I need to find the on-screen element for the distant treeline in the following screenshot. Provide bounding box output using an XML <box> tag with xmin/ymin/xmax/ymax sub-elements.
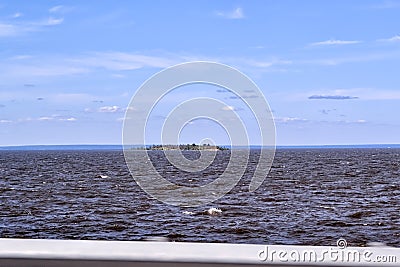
<box><xmin>146</xmin><ymin>144</ymin><xmax>229</xmax><ymax>151</ymax></box>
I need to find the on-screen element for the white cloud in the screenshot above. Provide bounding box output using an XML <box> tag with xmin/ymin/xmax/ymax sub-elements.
<box><xmin>37</xmin><ymin>115</ymin><xmax>77</xmax><ymax>122</ymax></box>
<box><xmin>309</xmin><ymin>39</ymin><xmax>361</xmax><ymax>46</ymax></box>
<box><xmin>301</xmin><ymin>51</ymin><xmax>400</xmax><ymax>66</ymax></box>
<box><xmin>0</xmin><ymin>50</ymin><xmax>292</xmax><ymax>80</ymax></box>
<box><xmin>222</xmin><ymin>105</ymin><xmax>236</xmax><ymax>111</ymax></box>
<box><xmin>378</xmin><ymin>35</ymin><xmax>400</xmax><ymax>42</ymax></box>
<box><xmin>125</xmin><ymin>107</ymin><xmax>136</xmax><ymax>111</ymax></box>
<box><xmin>0</xmin><ymin>23</ymin><xmax>19</xmax><ymax>37</ymax></box>
<box><xmin>12</xmin><ymin>13</ymin><xmax>23</xmax><ymax>18</ymax></box>
<box><xmin>275</xmin><ymin>117</ymin><xmax>308</xmax><ymax>123</ymax></box>
<box><xmin>30</xmin><ymin>17</ymin><xmax>65</xmax><ymax>27</ymax></box>
<box><xmin>216</xmin><ymin>7</ymin><xmax>244</xmax><ymax>19</ymax></box>
<box><xmin>59</xmin><ymin>117</ymin><xmax>77</xmax><ymax>121</ymax></box>
<box><xmin>245</xmin><ymin>59</ymin><xmax>292</xmax><ymax>68</ymax></box>
<box><xmin>111</xmin><ymin>73</ymin><xmax>125</xmax><ymax>78</ymax></box>
<box><xmin>307</xmin><ymin>88</ymin><xmax>400</xmax><ymax>100</ymax></box>
<box><xmin>0</xmin><ymin>64</ymin><xmax>88</xmax><ymax>77</ymax></box>
<box><xmin>98</xmin><ymin>106</ymin><xmax>121</xmax><ymax>113</ymax></box>
<box><xmin>45</xmin><ymin>17</ymin><xmax>64</xmax><ymax>26</ymax></box>
<box><xmin>329</xmin><ymin>119</ymin><xmax>369</xmax><ymax>125</ymax></box>
<box><xmin>275</xmin><ymin>117</ymin><xmax>368</xmax><ymax>125</ymax></box>
<box><xmin>3</xmin><ymin>47</ymin><xmax>396</xmax><ymax>82</ymax></box>
<box><xmin>9</xmin><ymin>55</ymin><xmax>33</xmax><ymax>60</ymax></box>
<box><xmin>308</xmin><ymin>95</ymin><xmax>358</xmax><ymax>100</ymax></box>
<box><xmin>249</xmin><ymin>45</ymin><xmax>265</xmax><ymax>49</ymax></box>
<box><xmin>88</xmin><ymin>106</ymin><xmax>135</xmax><ymax>114</ymax></box>
<box><xmin>0</xmin><ymin>16</ymin><xmax>63</xmax><ymax>38</ymax></box>
<box><xmin>38</xmin><ymin>116</ymin><xmax>54</xmax><ymax>121</ymax></box>
<box><xmin>17</xmin><ymin>117</ymin><xmax>34</xmax><ymax>122</ymax></box>
<box><xmin>49</xmin><ymin>5</ymin><xmax>64</xmax><ymax>13</ymax></box>
<box><xmin>0</xmin><ymin>51</ymin><xmax>185</xmax><ymax>80</ymax></box>
<box><xmin>49</xmin><ymin>5</ymin><xmax>73</xmax><ymax>14</ymax></box>
<box><xmin>69</xmin><ymin>52</ymin><xmax>179</xmax><ymax>71</ymax></box>
<box><xmin>0</xmin><ymin>119</ymin><xmax>12</xmax><ymax>123</ymax></box>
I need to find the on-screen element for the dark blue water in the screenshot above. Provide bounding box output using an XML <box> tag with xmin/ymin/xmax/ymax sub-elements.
<box><xmin>0</xmin><ymin>149</ymin><xmax>399</xmax><ymax>247</ymax></box>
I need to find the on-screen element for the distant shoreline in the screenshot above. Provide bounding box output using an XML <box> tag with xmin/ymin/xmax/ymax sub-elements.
<box><xmin>0</xmin><ymin>144</ymin><xmax>400</xmax><ymax>151</ymax></box>
<box><xmin>143</xmin><ymin>144</ymin><xmax>229</xmax><ymax>151</ymax></box>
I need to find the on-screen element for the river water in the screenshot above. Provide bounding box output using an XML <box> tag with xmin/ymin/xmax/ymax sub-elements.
<box><xmin>1</xmin><ymin>149</ymin><xmax>399</xmax><ymax>247</ymax></box>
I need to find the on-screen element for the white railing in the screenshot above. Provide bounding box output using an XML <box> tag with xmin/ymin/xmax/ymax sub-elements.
<box><xmin>0</xmin><ymin>238</ymin><xmax>399</xmax><ymax>267</ymax></box>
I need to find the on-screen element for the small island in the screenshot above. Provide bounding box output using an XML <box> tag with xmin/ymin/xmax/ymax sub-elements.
<box><xmin>146</xmin><ymin>143</ymin><xmax>229</xmax><ymax>151</ymax></box>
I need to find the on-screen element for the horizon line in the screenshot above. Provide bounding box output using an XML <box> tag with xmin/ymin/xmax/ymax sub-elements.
<box><xmin>0</xmin><ymin>143</ymin><xmax>399</xmax><ymax>150</ymax></box>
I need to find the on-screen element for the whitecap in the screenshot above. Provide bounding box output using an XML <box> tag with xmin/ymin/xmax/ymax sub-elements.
<box><xmin>182</xmin><ymin>211</ymin><xmax>195</xmax><ymax>215</ymax></box>
<box><xmin>206</xmin><ymin>207</ymin><xmax>222</xmax><ymax>215</ymax></box>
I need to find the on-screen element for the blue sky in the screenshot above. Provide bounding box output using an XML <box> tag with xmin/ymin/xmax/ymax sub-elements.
<box><xmin>0</xmin><ymin>0</ymin><xmax>400</xmax><ymax>146</ymax></box>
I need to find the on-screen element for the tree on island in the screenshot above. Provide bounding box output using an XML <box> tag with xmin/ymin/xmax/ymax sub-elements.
<box><xmin>146</xmin><ymin>143</ymin><xmax>229</xmax><ymax>151</ymax></box>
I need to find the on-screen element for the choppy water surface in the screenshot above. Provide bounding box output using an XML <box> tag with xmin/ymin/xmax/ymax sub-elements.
<box><xmin>0</xmin><ymin>149</ymin><xmax>399</xmax><ymax>247</ymax></box>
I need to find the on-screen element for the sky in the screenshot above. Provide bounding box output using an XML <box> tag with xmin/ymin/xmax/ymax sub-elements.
<box><xmin>0</xmin><ymin>0</ymin><xmax>400</xmax><ymax>146</ymax></box>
